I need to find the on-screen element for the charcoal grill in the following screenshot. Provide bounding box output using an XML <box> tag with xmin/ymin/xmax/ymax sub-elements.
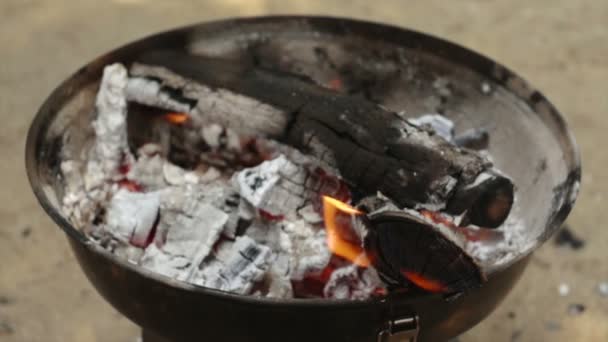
<box><xmin>25</xmin><ymin>16</ymin><xmax>580</xmax><ymax>342</ymax></box>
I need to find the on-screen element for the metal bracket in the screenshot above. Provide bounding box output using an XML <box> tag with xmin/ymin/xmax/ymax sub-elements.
<box><xmin>377</xmin><ymin>316</ymin><xmax>419</xmax><ymax>342</ymax></box>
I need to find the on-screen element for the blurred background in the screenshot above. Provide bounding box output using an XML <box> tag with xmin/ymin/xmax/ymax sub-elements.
<box><xmin>0</xmin><ymin>0</ymin><xmax>606</xmax><ymax>341</ymax></box>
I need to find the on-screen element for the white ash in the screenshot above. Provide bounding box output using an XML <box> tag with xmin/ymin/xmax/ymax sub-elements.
<box><xmin>61</xmin><ymin>160</ymin><xmax>107</xmax><ymax>228</ymax></box>
<box><xmin>323</xmin><ymin>265</ymin><xmax>384</xmax><ymax>300</ymax></box>
<box><xmin>194</xmin><ymin>236</ymin><xmax>272</xmax><ymax>295</ymax></box>
<box><xmin>262</xmin><ymin>264</ymin><xmax>294</xmax><ymax>299</ymax></box>
<box><xmin>141</xmin><ymin>243</ymin><xmax>193</xmax><ymax>280</ymax></box>
<box><xmin>297</xmin><ymin>204</ymin><xmax>323</xmax><ymax>224</ymax></box>
<box><xmin>127</xmin><ymin>153</ymin><xmax>166</xmax><ymax>189</ymax></box>
<box><xmin>105</xmin><ymin>188</ymin><xmax>160</xmax><ymax>245</ymax></box>
<box><xmin>162</xmin><ymin>162</ymin><xmax>200</xmax><ymax>186</ymax></box>
<box><xmin>88</xmin><ymin>63</ymin><xmax>131</xmax><ymax>186</ymax></box>
<box><xmin>61</xmin><ymin>64</ymin><xmax>132</xmax><ymax>227</ymax></box>
<box><xmin>162</xmin><ymin>203</ymin><xmax>227</xmax><ymax>261</ymax></box>
<box><xmin>126</xmin><ymin>77</ymin><xmax>192</xmax><ymax>114</ymax></box>
<box><xmin>284</xmin><ymin>220</ymin><xmax>332</xmax><ymax>281</ymax></box>
<box><xmin>233</xmin><ymin>155</ymin><xmax>310</xmax><ymax>217</ymax></box>
<box><xmin>113</xmin><ymin>243</ymin><xmax>145</xmax><ymax>265</ymax></box>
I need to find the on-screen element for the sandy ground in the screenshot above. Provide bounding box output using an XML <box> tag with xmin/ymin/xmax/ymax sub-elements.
<box><xmin>0</xmin><ymin>1</ymin><xmax>606</xmax><ymax>341</ymax></box>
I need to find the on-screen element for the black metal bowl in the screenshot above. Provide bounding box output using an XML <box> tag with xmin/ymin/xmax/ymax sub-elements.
<box><xmin>25</xmin><ymin>16</ymin><xmax>580</xmax><ymax>342</ymax></box>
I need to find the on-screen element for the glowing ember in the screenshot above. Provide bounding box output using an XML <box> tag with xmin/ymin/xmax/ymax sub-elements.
<box><xmin>401</xmin><ymin>270</ymin><xmax>447</xmax><ymax>293</ymax></box>
<box><xmin>163</xmin><ymin>112</ymin><xmax>189</xmax><ymax>125</ymax></box>
<box><xmin>322</xmin><ymin>196</ymin><xmax>370</xmax><ymax>267</ymax></box>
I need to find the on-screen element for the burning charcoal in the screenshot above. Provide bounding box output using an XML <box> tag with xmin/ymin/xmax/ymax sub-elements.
<box><xmin>323</xmin><ymin>264</ymin><xmax>384</xmax><ymax>300</ymax></box>
<box><xmin>245</xmin><ymin>223</ymin><xmax>283</xmax><ymax>250</ymax></box>
<box><xmin>162</xmin><ymin>203</ymin><xmax>228</xmax><ymax>269</ymax></box>
<box><xmin>132</xmin><ymin>52</ymin><xmax>513</xmax><ymax>222</ymax></box>
<box><xmin>87</xmin><ymin>64</ymin><xmax>131</xmax><ymax>188</ymax></box>
<box><xmin>105</xmin><ymin>189</ymin><xmax>160</xmax><ymax>245</ymax></box>
<box><xmin>366</xmin><ymin>211</ymin><xmax>485</xmax><ymax>294</ymax></box>
<box><xmin>233</xmin><ymin>155</ymin><xmax>308</xmax><ymax>216</ymax></box>
<box><xmin>141</xmin><ymin>244</ymin><xmax>192</xmax><ymax>279</ymax></box>
<box><xmin>246</xmin><ymin>227</ymin><xmax>293</xmax><ymax>298</ymax></box>
<box><xmin>61</xmin><ymin>161</ymin><xmax>109</xmax><ymax>227</ymax></box>
<box><xmin>408</xmin><ymin>114</ymin><xmax>455</xmax><ymax>142</ymax></box>
<box><xmin>194</xmin><ymin>236</ymin><xmax>272</xmax><ymax>295</ymax></box>
<box><xmin>283</xmin><ymin>220</ymin><xmax>332</xmax><ymax>281</ymax></box>
<box><xmin>265</xmin><ymin>244</ymin><xmax>294</xmax><ymax>298</ymax></box>
<box><xmin>126</xmin><ymin>153</ymin><xmax>166</xmax><ymax>190</ymax></box>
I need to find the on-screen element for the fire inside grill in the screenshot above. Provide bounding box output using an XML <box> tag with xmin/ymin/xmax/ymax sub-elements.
<box><xmin>59</xmin><ymin>49</ymin><xmax>519</xmax><ymax>300</ymax></box>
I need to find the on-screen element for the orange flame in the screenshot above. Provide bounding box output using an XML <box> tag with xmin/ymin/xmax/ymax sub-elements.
<box><xmin>163</xmin><ymin>112</ymin><xmax>189</xmax><ymax>125</ymax></box>
<box><xmin>402</xmin><ymin>270</ymin><xmax>447</xmax><ymax>293</ymax></box>
<box><xmin>322</xmin><ymin>196</ymin><xmax>371</xmax><ymax>267</ymax></box>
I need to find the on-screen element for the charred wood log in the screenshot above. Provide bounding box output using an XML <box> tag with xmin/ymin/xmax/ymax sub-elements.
<box><xmin>365</xmin><ymin>211</ymin><xmax>486</xmax><ymax>294</ymax></box>
<box><xmin>128</xmin><ymin>51</ymin><xmax>513</xmax><ymax>227</ymax></box>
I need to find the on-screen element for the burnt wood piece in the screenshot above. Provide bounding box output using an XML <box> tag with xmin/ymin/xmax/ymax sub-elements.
<box><xmin>366</xmin><ymin>212</ymin><xmax>485</xmax><ymax>294</ymax></box>
<box><xmin>132</xmin><ymin>50</ymin><xmax>513</xmax><ymax>226</ymax></box>
<box><xmin>446</xmin><ymin>171</ymin><xmax>514</xmax><ymax>228</ymax></box>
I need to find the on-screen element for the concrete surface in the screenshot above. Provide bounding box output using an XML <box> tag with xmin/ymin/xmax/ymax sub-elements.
<box><xmin>0</xmin><ymin>0</ymin><xmax>606</xmax><ymax>341</ymax></box>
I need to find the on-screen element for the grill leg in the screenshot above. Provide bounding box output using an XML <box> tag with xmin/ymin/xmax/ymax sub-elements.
<box><xmin>142</xmin><ymin>330</ymin><xmax>174</xmax><ymax>342</ymax></box>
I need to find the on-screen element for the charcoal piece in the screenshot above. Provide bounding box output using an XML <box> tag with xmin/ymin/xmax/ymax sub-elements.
<box><xmin>141</xmin><ymin>243</ymin><xmax>192</xmax><ymax>280</ymax></box>
<box><xmin>91</xmin><ymin>64</ymin><xmax>131</xmax><ymax>176</ymax></box>
<box><xmin>232</xmin><ymin>155</ymin><xmax>309</xmax><ymax>216</ymax></box>
<box><xmin>194</xmin><ymin>236</ymin><xmax>272</xmax><ymax>295</ymax></box>
<box><xmin>130</xmin><ymin>53</ymin><xmax>513</xmax><ymax>219</ymax></box>
<box><xmin>105</xmin><ymin>189</ymin><xmax>160</xmax><ymax>245</ymax></box>
<box><xmin>366</xmin><ymin>212</ymin><xmax>485</xmax><ymax>294</ymax></box>
<box><xmin>127</xmin><ymin>153</ymin><xmax>166</xmax><ymax>190</ymax></box>
<box><xmin>283</xmin><ymin>220</ymin><xmax>332</xmax><ymax>281</ymax></box>
<box><xmin>162</xmin><ymin>202</ymin><xmax>228</xmax><ymax>263</ymax></box>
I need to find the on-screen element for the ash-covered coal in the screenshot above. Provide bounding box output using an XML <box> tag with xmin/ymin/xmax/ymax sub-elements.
<box><xmin>60</xmin><ymin>61</ymin><xmax>518</xmax><ymax>300</ymax></box>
